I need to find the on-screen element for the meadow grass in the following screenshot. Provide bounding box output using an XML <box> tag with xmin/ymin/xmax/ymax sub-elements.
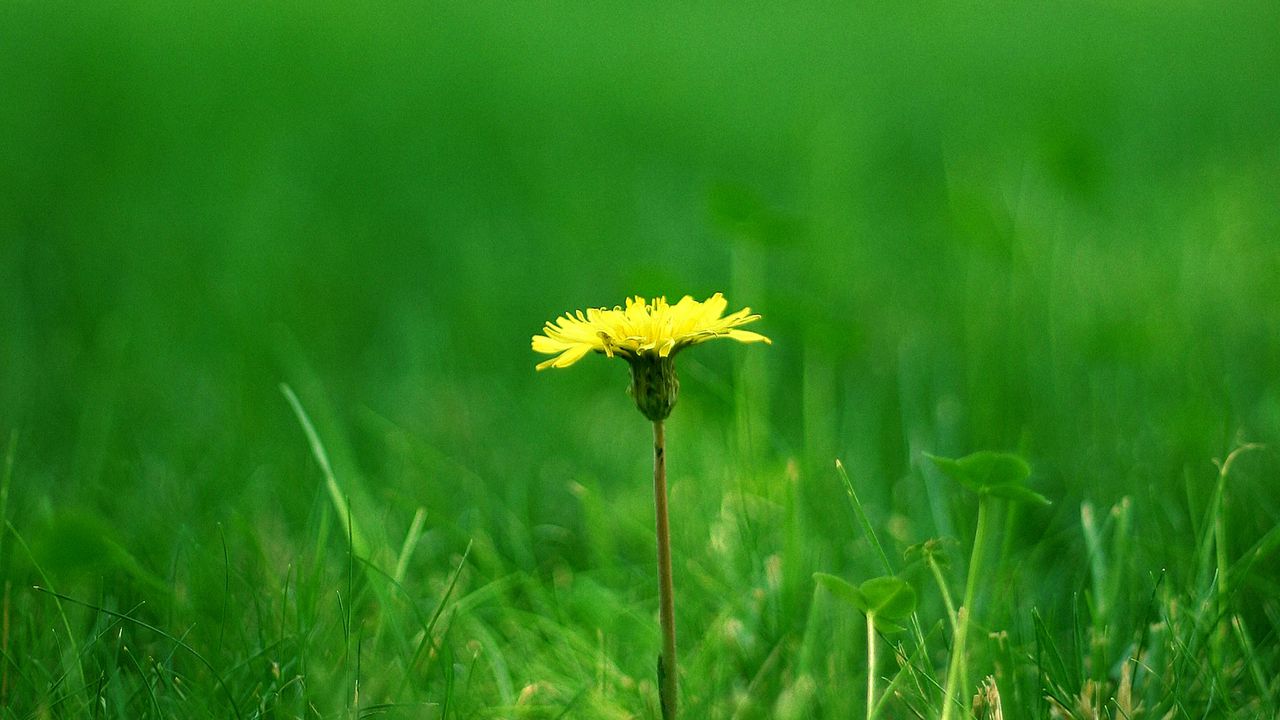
<box><xmin>1</xmin><ymin>379</ymin><xmax>1276</xmax><ymax>718</ymax></box>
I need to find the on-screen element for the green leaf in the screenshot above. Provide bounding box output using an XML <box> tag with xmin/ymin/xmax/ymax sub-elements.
<box><xmin>983</xmin><ymin>483</ymin><xmax>1052</xmax><ymax>506</ymax></box>
<box><xmin>871</xmin><ymin>617</ymin><xmax>908</xmax><ymax>634</ymax></box>
<box><xmin>816</xmin><ymin>573</ymin><xmax>918</xmax><ymax>633</ymax></box>
<box><xmin>927</xmin><ymin>451</ymin><xmax>1030</xmax><ymax>491</ymax></box>
<box><xmin>925</xmin><ymin>454</ymin><xmax>983</xmax><ymax>492</ymax></box>
<box><xmin>859</xmin><ymin>576</ymin><xmax>917</xmax><ymax>620</ymax></box>
<box><xmin>814</xmin><ymin>572</ymin><xmax>867</xmax><ymax>611</ymax></box>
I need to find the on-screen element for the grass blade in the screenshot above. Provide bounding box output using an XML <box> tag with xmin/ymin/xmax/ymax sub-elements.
<box><xmin>281</xmin><ymin>383</ymin><xmax>369</xmax><ymax>558</ymax></box>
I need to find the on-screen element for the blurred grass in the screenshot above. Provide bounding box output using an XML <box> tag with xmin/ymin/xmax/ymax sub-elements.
<box><xmin>1</xmin><ymin>0</ymin><xmax>1279</xmax><ymax>716</ymax></box>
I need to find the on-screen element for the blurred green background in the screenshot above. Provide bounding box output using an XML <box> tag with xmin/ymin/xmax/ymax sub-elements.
<box><xmin>1</xmin><ymin>0</ymin><xmax>1279</xmax><ymax>713</ymax></box>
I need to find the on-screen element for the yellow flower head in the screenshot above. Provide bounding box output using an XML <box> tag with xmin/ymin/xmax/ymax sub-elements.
<box><xmin>531</xmin><ymin>293</ymin><xmax>771</xmax><ymax>371</ymax></box>
<box><xmin>532</xmin><ymin>293</ymin><xmax>770</xmax><ymax>421</ymax></box>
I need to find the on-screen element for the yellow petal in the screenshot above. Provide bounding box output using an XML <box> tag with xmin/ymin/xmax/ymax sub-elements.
<box><xmin>551</xmin><ymin>343</ymin><xmax>593</xmax><ymax>368</ymax></box>
<box><xmin>725</xmin><ymin>329</ymin><xmax>771</xmax><ymax>344</ymax></box>
<box><xmin>532</xmin><ymin>335</ymin><xmax>568</xmax><ymax>353</ymax></box>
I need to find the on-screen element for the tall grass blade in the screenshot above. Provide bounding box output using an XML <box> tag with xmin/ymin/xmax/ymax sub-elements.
<box><xmin>281</xmin><ymin>383</ymin><xmax>369</xmax><ymax>558</ymax></box>
<box><xmin>394</xmin><ymin>507</ymin><xmax>428</xmax><ymax>586</ymax></box>
<box><xmin>834</xmin><ymin>459</ymin><xmax>893</xmax><ymax>578</ymax></box>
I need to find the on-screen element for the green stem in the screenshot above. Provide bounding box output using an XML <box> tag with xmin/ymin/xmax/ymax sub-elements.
<box><xmin>866</xmin><ymin>613</ymin><xmax>877</xmax><ymax>720</ymax></box>
<box><xmin>940</xmin><ymin>608</ymin><xmax>968</xmax><ymax>720</ymax></box>
<box><xmin>926</xmin><ymin>549</ymin><xmax>960</xmax><ymax>715</ymax></box>
<box><xmin>927</xmin><ymin>552</ymin><xmax>959</xmax><ymax>638</ymax></box>
<box><xmin>962</xmin><ymin>498</ymin><xmax>991</xmax><ymax>639</ymax></box>
<box><xmin>653</xmin><ymin>421</ymin><xmax>678</xmax><ymax>719</ymax></box>
<box><xmin>942</xmin><ymin>496</ymin><xmax>991</xmax><ymax>720</ymax></box>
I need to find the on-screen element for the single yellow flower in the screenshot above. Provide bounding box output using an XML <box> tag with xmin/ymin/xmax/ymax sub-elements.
<box><xmin>532</xmin><ymin>293</ymin><xmax>770</xmax><ymax>422</ymax></box>
<box><xmin>531</xmin><ymin>293</ymin><xmax>770</xmax><ymax>371</ymax></box>
<box><xmin>532</xmin><ymin>292</ymin><xmax>769</xmax><ymax>718</ymax></box>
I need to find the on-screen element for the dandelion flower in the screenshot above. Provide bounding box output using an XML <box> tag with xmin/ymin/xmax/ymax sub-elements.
<box><xmin>531</xmin><ymin>293</ymin><xmax>770</xmax><ymax>420</ymax></box>
<box><xmin>531</xmin><ymin>292</ymin><xmax>769</xmax><ymax>369</ymax></box>
<box><xmin>532</xmin><ymin>292</ymin><xmax>769</xmax><ymax>720</ymax></box>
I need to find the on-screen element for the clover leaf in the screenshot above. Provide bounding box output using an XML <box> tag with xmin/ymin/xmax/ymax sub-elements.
<box><xmin>814</xmin><ymin>573</ymin><xmax>918</xmax><ymax>633</ymax></box>
<box><xmin>925</xmin><ymin>451</ymin><xmax>1049</xmax><ymax>506</ymax></box>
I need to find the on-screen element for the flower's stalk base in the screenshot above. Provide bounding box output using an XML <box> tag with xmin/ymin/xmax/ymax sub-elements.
<box><xmin>653</xmin><ymin>420</ymin><xmax>678</xmax><ymax>719</ymax></box>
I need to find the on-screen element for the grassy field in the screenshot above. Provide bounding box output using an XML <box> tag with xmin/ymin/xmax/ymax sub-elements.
<box><xmin>2</xmin><ymin>1</ymin><xmax>1279</xmax><ymax>717</ymax></box>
